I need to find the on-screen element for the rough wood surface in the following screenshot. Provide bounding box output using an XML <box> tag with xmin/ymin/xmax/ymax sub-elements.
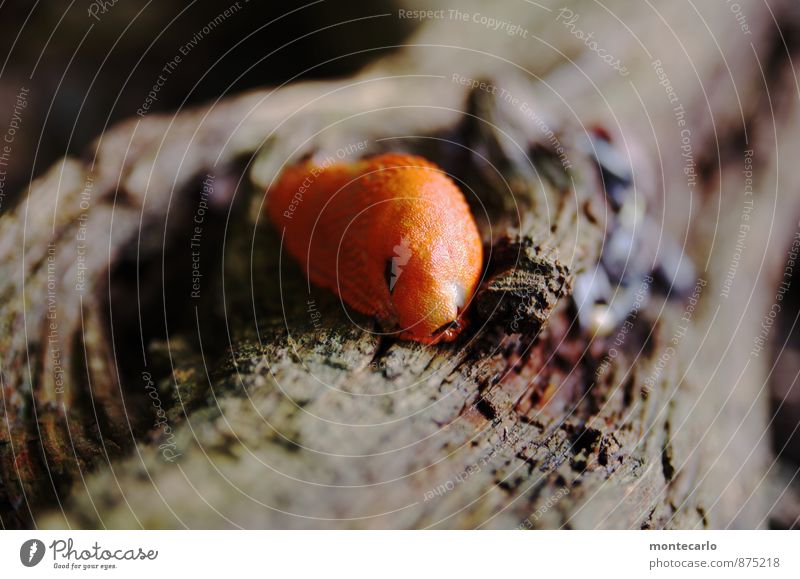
<box><xmin>1</xmin><ymin>0</ymin><xmax>798</xmax><ymax>529</ymax></box>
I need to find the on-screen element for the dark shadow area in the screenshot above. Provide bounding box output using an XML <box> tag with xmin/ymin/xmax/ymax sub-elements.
<box><xmin>0</xmin><ymin>0</ymin><xmax>414</xmax><ymax>211</ymax></box>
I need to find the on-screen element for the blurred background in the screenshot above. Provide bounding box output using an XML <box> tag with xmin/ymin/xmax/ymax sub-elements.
<box><xmin>0</xmin><ymin>0</ymin><xmax>413</xmax><ymax>209</ymax></box>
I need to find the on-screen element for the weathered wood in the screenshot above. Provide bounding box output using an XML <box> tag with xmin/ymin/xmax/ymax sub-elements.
<box><xmin>1</xmin><ymin>0</ymin><xmax>797</xmax><ymax>529</ymax></box>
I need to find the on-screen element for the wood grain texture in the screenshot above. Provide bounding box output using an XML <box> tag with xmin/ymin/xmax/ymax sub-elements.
<box><xmin>1</xmin><ymin>0</ymin><xmax>797</xmax><ymax>529</ymax></box>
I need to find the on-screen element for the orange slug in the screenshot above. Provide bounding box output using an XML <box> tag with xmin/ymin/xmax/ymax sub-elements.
<box><xmin>266</xmin><ymin>153</ymin><xmax>483</xmax><ymax>344</ymax></box>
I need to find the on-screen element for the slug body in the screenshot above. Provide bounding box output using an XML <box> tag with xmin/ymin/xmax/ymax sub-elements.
<box><xmin>267</xmin><ymin>153</ymin><xmax>483</xmax><ymax>344</ymax></box>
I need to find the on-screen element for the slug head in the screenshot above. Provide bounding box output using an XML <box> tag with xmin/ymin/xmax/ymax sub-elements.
<box><xmin>385</xmin><ymin>228</ymin><xmax>483</xmax><ymax>344</ymax></box>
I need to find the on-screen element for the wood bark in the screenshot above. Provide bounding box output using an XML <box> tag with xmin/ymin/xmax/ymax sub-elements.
<box><xmin>1</xmin><ymin>0</ymin><xmax>798</xmax><ymax>529</ymax></box>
